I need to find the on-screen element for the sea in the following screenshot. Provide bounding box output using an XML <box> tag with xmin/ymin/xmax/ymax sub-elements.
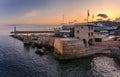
<box><xmin>0</xmin><ymin>24</ymin><xmax>120</xmax><ymax>77</ymax></box>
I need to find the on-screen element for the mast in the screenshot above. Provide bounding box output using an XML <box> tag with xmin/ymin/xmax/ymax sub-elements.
<box><xmin>92</xmin><ymin>14</ymin><xmax>94</xmax><ymax>22</ymax></box>
<box><xmin>87</xmin><ymin>9</ymin><xmax>90</xmax><ymax>23</ymax></box>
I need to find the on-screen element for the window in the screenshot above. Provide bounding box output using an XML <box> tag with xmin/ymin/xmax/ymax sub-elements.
<box><xmin>81</xmin><ymin>26</ymin><xmax>83</xmax><ymax>29</ymax></box>
<box><xmin>91</xmin><ymin>26</ymin><xmax>93</xmax><ymax>30</ymax></box>
<box><xmin>77</xmin><ymin>30</ymin><xmax>80</xmax><ymax>33</ymax></box>
<box><xmin>77</xmin><ymin>37</ymin><xmax>79</xmax><ymax>39</ymax></box>
<box><xmin>88</xmin><ymin>32</ymin><xmax>90</xmax><ymax>37</ymax></box>
<box><xmin>88</xmin><ymin>26</ymin><xmax>93</xmax><ymax>30</ymax></box>
<box><xmin>91</xmin><ymin>32</ymin><xmax>93</xmax><ymax>36</ymax></box>
<box><xmin>95</xmin><ymin>38</ymin><xmax>102</xmax><ymax>42</ymax></box>
<box><xmin>88</xmin><ymin>26</ymin><xmax>90</xmax><ymax>30</ymax></box>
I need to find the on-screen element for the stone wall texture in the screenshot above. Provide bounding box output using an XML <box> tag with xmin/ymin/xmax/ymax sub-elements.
<box><xmin>54</xmin><ymin>38</ymin><xmax>85</xmax><ymax>56</ymax></box>
<box><xmin>95</xmin><ymin>41</ymin><xmax>120</xmax><ymax>47</ymax></box>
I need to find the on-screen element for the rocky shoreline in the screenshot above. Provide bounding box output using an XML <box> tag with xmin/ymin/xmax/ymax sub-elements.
<box><xmin>10</xmin><ymin>34</ymin><xmax>120</xmax><ymax>60</ymax></box>
<box><xmin>91</xmin><ymin>56</ymin><xmax>120</xmax><ymax>77</ymax></box>
<box><xmin>111</xmin><ymin>49</ymin><xmax>120</xmax><ymax>66</ymax></box>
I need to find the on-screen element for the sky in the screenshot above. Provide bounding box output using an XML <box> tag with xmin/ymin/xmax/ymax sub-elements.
<box><xmin>0</xmin><ymin>0</ymin><xmax>120</xmax><ymax>25</ymax></box>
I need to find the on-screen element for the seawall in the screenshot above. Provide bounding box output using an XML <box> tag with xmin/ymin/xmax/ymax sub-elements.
<box><xmin>11</xmin><ymin>35</ymin><xmax>120</xmax><ymax>60</ymax></box>
<box><xmin>53</xmin><ymin>38</ymin><xmax>86</xmax><ymax>60</ymax></box>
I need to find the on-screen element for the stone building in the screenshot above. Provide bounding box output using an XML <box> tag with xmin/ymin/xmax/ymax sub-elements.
<box><xmin>74</xmin><ymin>23</ymin><xmax>95</xmax><ymax>47</ymax></box>
<box><xmin>55</xmin><ymin>23</ymin><xmax>100</xmax><ymax>47</ymax></box>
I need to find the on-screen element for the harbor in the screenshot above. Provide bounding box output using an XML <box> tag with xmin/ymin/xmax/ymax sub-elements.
<box><xmin>10</xmin><ymin>23</ymin><xmax>120</xmax><ymax>60</ymax></box>
<box><xmin>0</xmin><ymin>24</ymin><xmax>120</xmax><ymax>77</ymax></box>
<box><xmin>1</xmin><ymin>0</ymin><xmax>120</xmax><ymax>77</ymax></box>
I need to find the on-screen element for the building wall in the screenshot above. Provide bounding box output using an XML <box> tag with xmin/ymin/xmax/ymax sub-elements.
<box><xmin>54</xmin><ymin>39</ymin><xmax>63</xmax><ymax>55</ymax></box>
<box><xmin>95</xmin><ymin>41</ymin><xmax>120</xmax><ymax>47</ymax></box>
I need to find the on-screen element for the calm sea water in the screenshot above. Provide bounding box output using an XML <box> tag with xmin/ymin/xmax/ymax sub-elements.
<box><xmin>0</xmin><ymin>25</ymin><xmax>119</xmax><ymax>77</ymax></box>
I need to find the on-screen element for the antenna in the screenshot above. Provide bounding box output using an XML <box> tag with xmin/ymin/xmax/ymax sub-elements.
<box><xmin>62</xmin><ymin>14</ymin><xmax>64</xmax><ymax>25</ymax></box>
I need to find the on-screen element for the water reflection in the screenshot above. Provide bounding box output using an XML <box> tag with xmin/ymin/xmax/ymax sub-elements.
<box><xmin>57</xmin><ymin>58</ymin><xmax>94</xmax><ymax>77</ymax></box>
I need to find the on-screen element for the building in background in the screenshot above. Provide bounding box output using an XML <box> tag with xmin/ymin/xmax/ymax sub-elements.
<box><xmin>54</xmin><ymin>24</ymin><xmax>74</xmax><ymax>37</ymax></box>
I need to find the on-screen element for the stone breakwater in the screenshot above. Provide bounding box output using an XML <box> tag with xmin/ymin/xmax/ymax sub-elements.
<box><xmin>11</xmin><ymin>35</ymin><xmax>120</xmax><ymax>60</ymax></box>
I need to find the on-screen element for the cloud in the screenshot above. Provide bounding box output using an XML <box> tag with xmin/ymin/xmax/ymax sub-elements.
<box><xmin>24</xmin><ymin>11</ymin><xmax>38</xmax><ymax>18</ymax></box>
<box><xmin>97</xmin><ymin>14</ymin><xmax>108</xmax><ymax>18</ymax></box>
<box><xmin>97</xmin><ymin>19</ymin><xmax>103</xmax><ymax>21</ymax></box>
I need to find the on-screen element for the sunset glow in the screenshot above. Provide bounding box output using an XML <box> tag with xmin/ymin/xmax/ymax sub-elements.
<box><xmin>0</xmin><ymin>0</ymin><xmax>120</xmax><ymax>25</ymax></box>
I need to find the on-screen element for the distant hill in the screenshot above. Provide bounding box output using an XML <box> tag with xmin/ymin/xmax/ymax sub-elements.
<box><xmin>92</xmin><ymin>21</ymin><xmax>120</xmax><ymax>27</ymax></box>
<box><xmin>115</xmin><ymin>26</ymin><xmax>120</xmax><ymax>35</ymax></box>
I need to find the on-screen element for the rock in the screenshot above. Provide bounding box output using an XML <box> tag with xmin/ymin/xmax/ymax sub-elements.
<box><xmin>36</xmin><ymin>44</ymin><xmax>43</xmax><ymax>49</ymax></box>
<box><xmin>31</xmin><ymin>43</ymin><xmax>37</xmax><ymax>48</ymax></box>
<box><xmin>24</xmin><ymin>42</ymin><xmax>31</xmax><ymax>45</ymax></box>
<box><xmin>42</xmin><ymin>47</ymin><xmax>46</xmax><ymax>51</ymax></box>
<box><xmin>35</xmin><ymin>49</ymin><xmax>46</xmax><ymax>55</ymax></box>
